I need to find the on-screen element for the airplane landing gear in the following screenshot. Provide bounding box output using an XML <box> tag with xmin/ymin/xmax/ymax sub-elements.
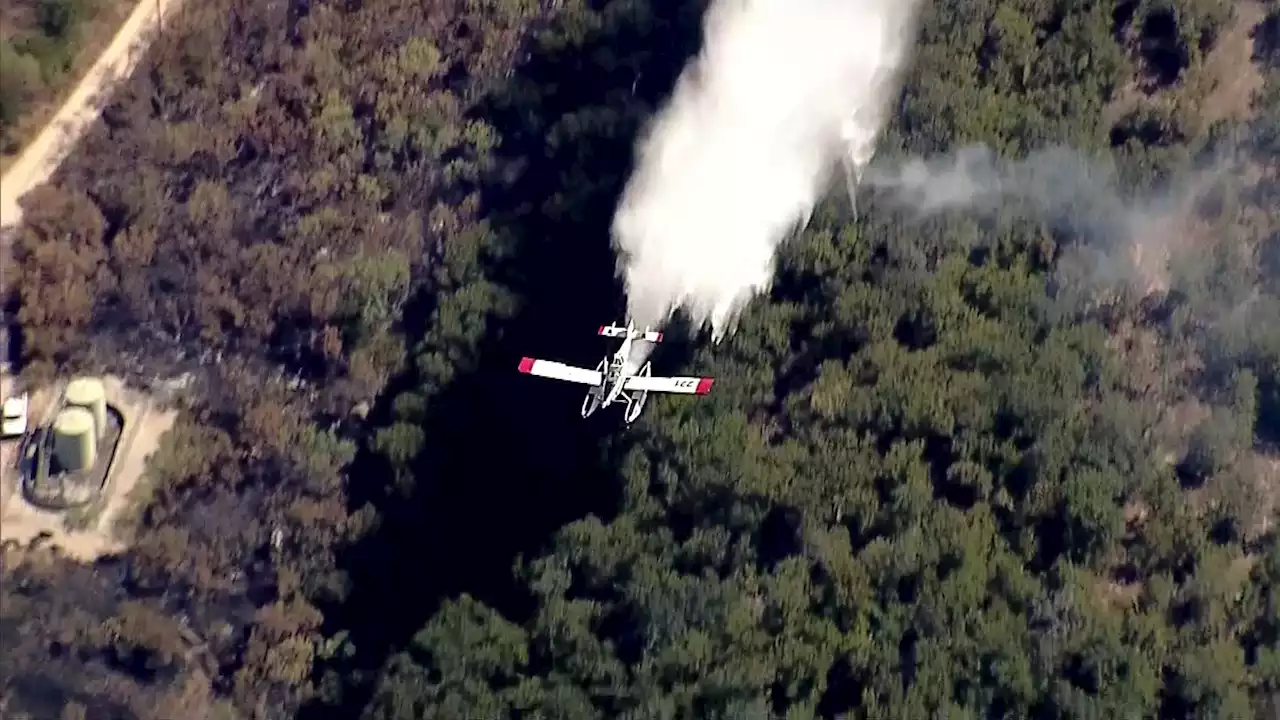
<box><xmin>581</xmin><ymin>357</ymin><xmax>608</xmax><ymax>418</ymax></box>
<box><xmin>582</xmin><ymin>391</ymin><xmax>601</xmax><ymax>418</ymax></box>
<box><xmin>623</xmin><ymin>362</ymin><xmax>652</xmax><ymax>424</ymax></box>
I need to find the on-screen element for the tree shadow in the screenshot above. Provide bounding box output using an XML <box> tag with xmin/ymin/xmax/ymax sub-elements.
<box><xmin>306</xmin><ymin>1</ymin><xmax>708</xmax><ymax>713</ymax></box>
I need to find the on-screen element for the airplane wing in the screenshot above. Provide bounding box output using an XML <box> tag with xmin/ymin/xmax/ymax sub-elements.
<box><xmin>623</xmin><ymin>375</ymin><xmax>714</xmax><ymax>395</ymax></box>
<box><xmin>518</xmin><ymin>357</ymin><xmax>602</xmax><ymax>386</ymax></box>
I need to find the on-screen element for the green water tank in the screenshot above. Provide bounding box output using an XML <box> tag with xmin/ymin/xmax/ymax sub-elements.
<box><xmin>53</xmin><ymin>406</ymin><xmax>97</xmax><ymax>473</ymax></box>
<box><xmin>64</xmin><ymin>376</ymin><xmax>107</xmax><ymax>440</ymax></box>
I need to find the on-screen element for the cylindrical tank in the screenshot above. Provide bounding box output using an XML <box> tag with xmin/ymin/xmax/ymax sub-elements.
<box><xmin>64</xmin><ymin>376</ymin><xmax>107</xmax><ymax>440</ymax></box>
<box><xmin>53</xmin><ymin>407</ymin><xmax>97</xmax><ymax>473</ymax></box>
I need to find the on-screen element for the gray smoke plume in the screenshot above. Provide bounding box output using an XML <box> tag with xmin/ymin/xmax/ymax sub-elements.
<box><xmin>862</xmin><ymin>144</ymin><xmax>1242</xmax><ymax>303</ymax></box>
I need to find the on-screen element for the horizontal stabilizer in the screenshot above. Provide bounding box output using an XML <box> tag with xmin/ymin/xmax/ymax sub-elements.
<box><xmin>642</xmin><ymin>330</ymin><xmax>663</xmax><ymax>342</ymax></box>
<box><xmin>518</xmin><ymin>357</ymin><xmax>603</xmax><ymax>386</ymax></box>
<box><xmin>598</xmin><ymin>325</ymin><xmax>628</xmax><ymax>338</ymax></box>
<box><xmin>623</xmin><ymin>375</ymin><xmax>714</xmax><ymax>395</ymax></box>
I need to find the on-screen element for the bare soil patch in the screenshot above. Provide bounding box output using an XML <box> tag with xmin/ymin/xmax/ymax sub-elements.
<box><xmin>0</xmin><ymin>376</ymin><xmax>176</xmax><ymax>562</ymax></box>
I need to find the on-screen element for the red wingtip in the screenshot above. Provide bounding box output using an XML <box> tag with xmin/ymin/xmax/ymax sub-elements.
<box><xmin>598</xmin><ymin>326</ymin><xmax>607</xmax><ymax>335</ymax></box>
<box><xmin>518</xmin><ymin>357</ymin><xmax>535</xmax><ymax>373</ymax></box>
<box><xmin>654</xmin><ymin>332</ymin><xmax>663</xmax><ymax>342</ymax></box>
<box><xmin>695</xmin><ymin>378</ymin><xmax>714</xmax><ymax>394</ymax></box>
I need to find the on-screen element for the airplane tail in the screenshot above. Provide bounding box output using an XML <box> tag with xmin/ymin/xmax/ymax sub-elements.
<box><xmin>599</xmin><ymin>323</ymin><xmax>662</xmax><ymax>343</ymax></box>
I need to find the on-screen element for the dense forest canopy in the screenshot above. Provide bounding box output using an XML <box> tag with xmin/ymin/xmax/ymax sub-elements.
<box><xmin>4</xmin><ymin>0</ymin><xmax>1280</xmax><ymax>718</ymax></box>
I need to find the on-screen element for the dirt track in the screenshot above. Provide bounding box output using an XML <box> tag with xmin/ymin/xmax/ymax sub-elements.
<box><xmin>0</xmin><ymin>0</ymin><xmax>184</xmax><ymax>230</ymax></box>
<box><xmin>1</xmin><ymin>0</ymin><xmax>184</xmax><ymax>559</ymax></box>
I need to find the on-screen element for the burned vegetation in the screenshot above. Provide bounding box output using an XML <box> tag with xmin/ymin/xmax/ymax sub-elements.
<box><xmin>4</xmin><ymin>0</ymin><xmax>1280</xmax><ymax>718</ymax></box>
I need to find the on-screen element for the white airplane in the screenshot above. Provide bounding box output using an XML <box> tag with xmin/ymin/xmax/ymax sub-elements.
<box><xmin>517</xmin><ymin>321</ymin><xmax>714</xmax><ymax>424</ymax></box>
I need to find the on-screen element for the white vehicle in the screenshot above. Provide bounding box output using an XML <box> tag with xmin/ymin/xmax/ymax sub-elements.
<box><xmin>2</xmin><ymin>391</ymin><xmax>29</xmax><ymax>438</ymax></box>
<box><xmin>518</xmin><ymin>320</ymin><xmax>714</xmax><ymax>424</ymax></box>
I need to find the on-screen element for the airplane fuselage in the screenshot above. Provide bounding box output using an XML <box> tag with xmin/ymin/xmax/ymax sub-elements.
<box><xmin>518</xmin><ymin>319</ymin><xmax>710</xmax><ymax>425</ymax></box>
<box><xmin>601</xmin><ymin>336</ymin><xmax>635</xmax><ymax>406</ymax></box>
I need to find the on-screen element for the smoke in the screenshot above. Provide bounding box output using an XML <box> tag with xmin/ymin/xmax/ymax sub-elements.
<box><xmin>864</xmin><ymin>145</ymin><xmax>1140</xmax><ymax>219</ymax></box>
<box><xmin>862</xmin><ymin>144</ymin><xmax>1243</xmax><ymax>304</ymax></box>
<box><xmin>611</xmin><ymin>0</ymin><xmax>922</xmax><ymax>341</ymax></box>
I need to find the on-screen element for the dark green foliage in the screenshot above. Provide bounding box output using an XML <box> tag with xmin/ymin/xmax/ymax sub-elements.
<box><xmin>0</xmin><ymin>41</ymin><xmax>45</xmax><ymax>128</ymax></box>
<box><xmin>35</xmin><ymin>0</ymin><xmax>85</xmax><ymax>38</ymax></box>
<box><xmin>0</xmin><ymin>0</ymin><xmax>98</xmax><ymax>149</ymax></box>
<box><xmin>333</xmin><ymin>0</ymin><xmax>1280</xmax><ymax>718</ymax></box>
<box><xmin>7</xmin><ymin>0</ymin><xmax>1280</xmax><ymax>717</ymax></box>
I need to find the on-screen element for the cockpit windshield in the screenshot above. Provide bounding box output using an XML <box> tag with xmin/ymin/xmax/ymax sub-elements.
<box><xmin>607</xmin><ymin>355</ymin><xmax>625</xmax><ymax>383</ymax></box>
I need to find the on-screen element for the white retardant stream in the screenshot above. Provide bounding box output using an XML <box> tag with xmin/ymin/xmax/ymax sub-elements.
<box><xmin>611</xmin><ymin>0</ymin><xmax>921</xmax><ymax>345</ymax></box>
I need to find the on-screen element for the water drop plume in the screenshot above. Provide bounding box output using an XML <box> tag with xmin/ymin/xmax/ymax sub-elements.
<box><xmin>611</xmin><ymin>0</ymin><xmax>922</xmax><ymax>342</ymax></box>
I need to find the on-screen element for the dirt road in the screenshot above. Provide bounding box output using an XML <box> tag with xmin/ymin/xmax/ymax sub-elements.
<box><xmin>0</xmin><ymin>0</ymin><xmax>185</xmax><ymax>562</ymax></box>
<box><xmin>0</xmin><ymin>0</ymin><xmax>184</xmax><ymax>230</ymax></box>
